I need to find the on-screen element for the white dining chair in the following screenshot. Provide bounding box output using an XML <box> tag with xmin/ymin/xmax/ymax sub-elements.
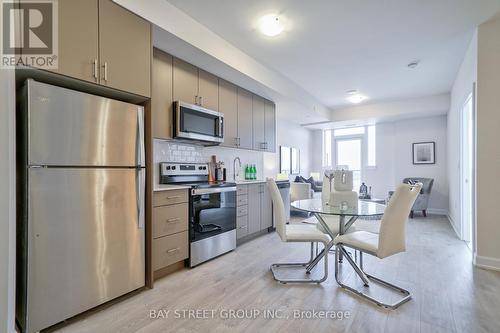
<box><xmin>333</xmin><ymin>183</ymin><xmax>422</xmax><ymax>309</ymax></box>
<box><xmin>267</xmin><ymin>179</ymin><xmax>333</xmax><ymax>284</ymax></box>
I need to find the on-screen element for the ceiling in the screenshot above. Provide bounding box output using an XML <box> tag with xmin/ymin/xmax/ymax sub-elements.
<box><xmin>166</xmin><ymin>0</ymin><xmax>500</xmax><ymax>110</ymax></box>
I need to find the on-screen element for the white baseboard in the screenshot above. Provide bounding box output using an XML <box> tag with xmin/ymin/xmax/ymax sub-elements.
<box><xmin>474</xmin><ymin>255</ymin><xmax>500</xmax><ymax>271</ymax></box>
<box><xmin>447</xmin><ymin>214</ymin><xmax>462</xmax><ymax>239</ymax></box>
<box><xmin>427</xmin><ymin>208</ymin><xmax>448</xmax><ymax>215</ymax></box>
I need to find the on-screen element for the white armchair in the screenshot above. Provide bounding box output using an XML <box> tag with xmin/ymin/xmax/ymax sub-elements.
<box><xmin>290</xmin><ymin>182</ymin><xmax>313</xmax><ymax>203</ymax></box>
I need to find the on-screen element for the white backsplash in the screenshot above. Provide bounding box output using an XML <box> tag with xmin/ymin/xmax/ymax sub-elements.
<box><xmin>154</xmin><ymin>139</ymin><xmax>265</xmax><ymax>186</ymax></box>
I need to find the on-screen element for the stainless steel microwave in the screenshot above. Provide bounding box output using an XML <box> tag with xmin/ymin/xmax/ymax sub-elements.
<box><xmin>173</xmin><ymin>101</ymin><xmax>224</xmax><ymax>144</ymax></box>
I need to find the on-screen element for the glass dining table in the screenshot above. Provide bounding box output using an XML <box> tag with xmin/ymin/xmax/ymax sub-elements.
<box><xmin>291</xmin><ymin>198</ymin><xmax>386</xmax><ymax>268</ymax></box>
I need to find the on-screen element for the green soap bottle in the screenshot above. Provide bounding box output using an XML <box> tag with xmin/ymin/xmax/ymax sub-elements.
<box><xmin>245</xmin><ymin>164</ymin><xmax>249</xmax><ymax>180</ymax></box>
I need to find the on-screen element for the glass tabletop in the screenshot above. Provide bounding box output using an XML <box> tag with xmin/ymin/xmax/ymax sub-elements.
<box><xmin>291</xmin><ymin>198</ymin><xmax>386</xmax><ymax>217</ymax></box>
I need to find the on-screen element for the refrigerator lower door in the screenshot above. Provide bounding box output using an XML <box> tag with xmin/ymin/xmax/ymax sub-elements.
<box><xmin>24</xmin><ymin>167</ymin><xmax>145</xmax><ymax>333</ymax></box>
<box><xmin>26</xmin><ymin>79</ymin><xmax>145</xmax><ymax>167</ymax></box>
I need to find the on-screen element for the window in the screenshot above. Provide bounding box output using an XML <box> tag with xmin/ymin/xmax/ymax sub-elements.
<box><xmin>367</xmin><ymin>125</ymin><xmax>376</xmax><ymax>167</ymax></box>
<box><xmin>334</xmin><ymin>126</ymin><xmax>365</xmax><ymax>137</ymax></box>
<box><xmin>336</xmin><ymin>138</ymin><xmax>362</xmax><ymax>191</ymax></box>
<box><xmin>322</xmin><ymin>130</ymin><xmax>332</xmax><ymax>167</ymax></box>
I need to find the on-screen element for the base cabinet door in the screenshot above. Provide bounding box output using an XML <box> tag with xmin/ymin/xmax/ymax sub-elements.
<box><xmin>247</xmin><ymin>184</ymin><xmax>261</xmax><ymax>234</ymax></box>
<box><xmin>261</xmin><ymin>184</ymin><xmax>273</xmax><ymax>229</ymax></box>
<box><xmin>98</xmin><ymin>0</ymin><xmax>151</xmax><ymax>97</ymax></box>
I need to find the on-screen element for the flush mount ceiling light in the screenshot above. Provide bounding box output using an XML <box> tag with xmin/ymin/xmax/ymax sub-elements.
<box><xmin>258</xmin><ymin>14</ymin><xmax>284</xmax><ymax>37</ymax></box>
<box><xmin>346</xmin><ymin>90</ymin><xmax>367</xmax><ymax>104</ymax></box>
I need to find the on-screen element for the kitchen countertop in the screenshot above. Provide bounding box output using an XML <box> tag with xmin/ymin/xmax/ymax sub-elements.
<box><xmin>235</xmin><ymin>179</ymin><xmax>290</xmax><ymax>185</ymax></box>
<box><xmin>154</xmin><ymin>184</ymin><xmax>191</xmax><ymax>192</ymax></box>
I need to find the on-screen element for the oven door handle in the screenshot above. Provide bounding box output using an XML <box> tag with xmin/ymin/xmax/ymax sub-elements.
<box><xmin>192</xmin><ymin>186</ymin><xmax>237</xmax><ymax>195</ymax></box>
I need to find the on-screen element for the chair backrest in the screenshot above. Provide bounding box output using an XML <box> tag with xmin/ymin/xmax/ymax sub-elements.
<box><xmin>266</xmin><ymin>179</ymin><xmax>287</xmax><ymax>242</ymax></box>
<box><xmin>402</xmin><ymin>177</ymin><xmax>434</xmax><ymax>194</ymax></box>
<box><xmin>377</xmin><ymin>183</ymin><xmax>422</xmax><ymax>258</ymax></box>
<box><xmin>321</xmin><ymin>175</ymin><xmax>333</xmax><ymax>202</ymax></box>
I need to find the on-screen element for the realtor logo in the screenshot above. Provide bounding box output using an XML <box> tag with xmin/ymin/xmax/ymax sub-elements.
<box><xmin>1</xmin><ymin>0</ymin><xmax>58</xmax><ymax>68</ymax></box>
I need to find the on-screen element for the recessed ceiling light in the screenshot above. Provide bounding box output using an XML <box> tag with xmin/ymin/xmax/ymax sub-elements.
<box><xmin>258</xmin><ymin>14</ymin><xmax>284</xmax><ymax>37</ymax></box>
<box><xmin>346</xmin><ymin>90</ymin><xmax>367</xmax><ymax>104</ymax></box>
<box><xmin>407</xmin><ymin>61</ymin><xmax>419</xmax><ymax>69</ymax></box>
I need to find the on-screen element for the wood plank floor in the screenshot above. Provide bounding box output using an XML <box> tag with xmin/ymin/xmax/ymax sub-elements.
<box><xmin>51</xmin><ymin>215</ymin><xmax>500</xmax><ymax>333</ymax></box>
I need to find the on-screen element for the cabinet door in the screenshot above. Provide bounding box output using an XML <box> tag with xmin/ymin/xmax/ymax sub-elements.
<box><xmin>198</xmin><ymin>69</ymin><xmax>219</xmax><ymax>111</ymax></box>
<box><xmin>50</xmin><ymin>0</ymin><xmax>99</xmax><ymax>83</ymax></box>
<box><xmin>237</xmin><ymin>88</ymin><xmax>253</xmax><ymax>149</ymax></box>
<box><xmin>247</xmin><ymin>184</ymin><xmax>262</xmax><ymax>234</ymax></box>
<box><xmin>252</xmin><ymin>95</ymin><xmax>265</xmax><ymax>150</ymax></box>
<box><xmin>173</xmin><ymin>58</ymin><xmax>199</xmax><ymax>105</ymax></box>
<box><xmin>98</xmin><ymin>0</ymin><xmax>151</xmax><ymax>97</ymax></box>
<box><xmin>219</xmin><ymin>79</ymin><xmax>238</xmax><ymax>147</ymax></box>
<box><xmin>152</xmin><ymin>49</ymin><xmax>173</xmax><ymax>139</ymax></box>
<box><xmin>261</xmin><ymin>184</ymin><xmax>273</xmax><ymax>229</ymax></box>
<box><xmin>264</xmin><ymin>100</ymin><xmax>276</xmax><ymax>152</ymax></box>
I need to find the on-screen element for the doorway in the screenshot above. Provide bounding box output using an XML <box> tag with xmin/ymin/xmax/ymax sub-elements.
<box><xmin>461</xmin><ymin>90</ymin><xmax>475</xmax><ymax>249</ymax></box>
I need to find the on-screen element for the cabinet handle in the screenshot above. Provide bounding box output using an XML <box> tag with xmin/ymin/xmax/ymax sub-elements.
<box><xmin>102</xmin><ymin>62</ymin><xmax>108</xmax><ymax>82</ymax></box>
<box><xmin>166</xmin><ymin>196</ymin><xmax>180</xmax><ymax>200</ymax></box>
<box><xmin>199</xmin><ymin>96</ymin><xmax>202</xmax><ymax>105</ymax></box>
<box><xmin>166</xmin><ymin>218</ymin><xmax>181</xmax><ymax>223</ymax></box>
<box><xmin>166</xmin><ymin>247</ymin><xmax>180</xmax><ymax>254</ymax></box>
<box><xmin>239</xmin><ymin>226</ymin><xmax>247</xmax><ymax>229</ymax></box>
<box><xmin>93</xmin><ymin>59</ymin><xmax>98</xmax><ymax>81</ymax></box>
<box><xmin>195</xmin><ymin>95</ymin><xmax>198</xmax><ymax>104</ymax></box>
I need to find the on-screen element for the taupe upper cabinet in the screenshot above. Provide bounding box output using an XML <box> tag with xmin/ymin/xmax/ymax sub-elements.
<box><xmin>219</xmin><ymin>79</ymin><xmax>238</xmax><ymax>147</ymax></box>
<box><xmin>252</xmin><ymin>95</ymin><xmax>266</xmax><ymax>150</ymax></box>
<box><xmin>99</xmin><ymin>0</ymin><xmax>151</xmax><ymax>97</ymax></box>
<box><xmin>173</xmin><ymin>58</ymin><xmax>199</xmax><ymax>105</ymax></box>
<box><xmin>173</xmin><ymin>58</ymin><xmax>219</xmax><ymax>111</ymax></box>
<box><xmin>264</xmin><ymin>100</ymin><xmax>276</xmax><ymax>152</ymax></box>
<box><xmin>152</xmin><ymin>49</ymin><xmax>173</xmax><ymax>139</ymax></box>
<box><xmin>198</xmin><ymin>70</ymin><xmax>219</xmax><ymax>111</ymax></box>
<box><xmin>237</xmin><ymin>88</ymin><xmax>253</xmax><ymax>149</ymax></box>
<box><xmin>52</xmin><ymin>0</ymin><xmax>99</xmax><ymax>84</ymax></box>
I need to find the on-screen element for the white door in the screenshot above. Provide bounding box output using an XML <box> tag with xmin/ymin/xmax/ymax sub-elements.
<box><xmin>461</xmin><ymin>92</ymin><xmax>474</xmax><ymax>248</ymax></box>
<box><xmin>335</xmin><ymin>138</ymin><xmax>362</xmax><ymax>191</ymax></box>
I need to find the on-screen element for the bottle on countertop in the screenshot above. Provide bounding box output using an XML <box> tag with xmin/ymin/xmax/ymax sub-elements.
<box><xmin>245</xmin><ymin>164</ymin><xmax>249</xmax><ymax>180</ymax></box>
<box><xmin>252</xmin><ymin>164</ymin><xmax>257</xmax><ymax>180</ymax></box>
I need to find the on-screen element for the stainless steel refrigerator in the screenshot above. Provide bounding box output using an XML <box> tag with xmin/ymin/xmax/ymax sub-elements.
<box><xmin>17</xmin><ymin>80</ymin><xmax>146</xmax><ymax>333</ymax></box>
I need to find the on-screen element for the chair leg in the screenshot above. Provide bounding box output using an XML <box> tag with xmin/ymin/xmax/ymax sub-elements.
<box><xmin>422</xmin><ymin>209</ymin><xmax>427</xmax><ymax>217</ymax></box>
<box><xmin>334</xmin><ymin>244</ymin><xmax>412</xmax><ymax>309</ymax></box>
<box><xmin>270</xmin><ymin>241</ymin><xmax>331</xmax><ymax>284</ymax></box>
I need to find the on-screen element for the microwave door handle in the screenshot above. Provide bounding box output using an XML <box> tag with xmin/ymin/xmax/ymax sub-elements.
<box><xmin>218</xmin><ymin>117</ymin><xmax>223</xmax><ymax>137</ymax></box>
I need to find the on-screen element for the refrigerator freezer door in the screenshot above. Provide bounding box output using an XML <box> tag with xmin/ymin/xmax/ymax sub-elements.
<box><xmin>25</xmin><ymin>167</ymin><xmax>145</xmax><ymax>333</ymax></box>
<box><xmin>26</xmin><ymin>80</ymin><xmax>145</xmax><ymax>167</ymax></box>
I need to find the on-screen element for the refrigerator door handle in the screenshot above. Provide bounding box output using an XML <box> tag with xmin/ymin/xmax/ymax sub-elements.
<box><xmin>136</xmin><ymin>168</ymin><xmax>145</xmax><ymax>229</ymax></box>
<box><xmin>137</xmin><ymin>107</ymin><xmax>145</xmax><ymax>167</ymax></box>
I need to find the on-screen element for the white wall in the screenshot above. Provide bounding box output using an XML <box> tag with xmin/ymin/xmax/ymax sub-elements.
<box><xmin>447</xmin><ymin>31</ymin><xmax>477</xmax><ymax>237</ymax></box>
<box><xmin>475</xmin><ymin>15</ymin><xmax>500</xmax><ymax>270</ymax></box>
<box><xmin>0</xmin><ymin>68</ymin><xmax>17</xmax><ymax>333</ymax></box>
<box><xmin>312</xmin><ymin>116</ymin><xmax>449</xmax><ymax>214</ymax></box>
<box><xmin>264</xmin><ymin>115</ymin><xmax>313</xmax><ymax>181</ymax></box>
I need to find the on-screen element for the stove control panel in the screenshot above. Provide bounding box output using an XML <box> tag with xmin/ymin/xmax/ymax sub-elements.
<box><xmin>160</xmin><ymin>163</ymin><xmax>208</xmax><ymax>177</ymax></box>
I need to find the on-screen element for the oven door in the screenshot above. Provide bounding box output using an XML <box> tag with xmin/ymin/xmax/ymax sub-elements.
<box><xmin>174</xmin><ymin>101</ymin><xmax>224</xmax><ymax>143</ymax></box>
<box><xmin>190</xmin><ymin>187</ymin><xmax>236</xmax><ymax>242</ymax></box>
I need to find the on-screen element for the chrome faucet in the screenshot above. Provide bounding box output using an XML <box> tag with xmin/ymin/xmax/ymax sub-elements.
<box><xmin>233</xmin><ymin>157</ymin><xmax>241</xmax><ymax>181</ymax></box>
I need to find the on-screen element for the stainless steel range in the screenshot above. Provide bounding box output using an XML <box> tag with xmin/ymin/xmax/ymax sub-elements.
<box><xmin>160</xmin><ymin>163</ymin><xmax>237</xmax><ymax>267</ymax></box>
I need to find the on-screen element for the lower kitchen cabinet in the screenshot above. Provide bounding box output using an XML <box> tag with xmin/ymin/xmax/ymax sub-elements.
<box><xmin>237</xmin><ymin>183</ymin><xmax>273</xmax><ymax>240</ymax></box>
<box><xmin>152</xmin><ymin>189</ymin><xmax>189</xmax><ymax>277</ymax></box>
